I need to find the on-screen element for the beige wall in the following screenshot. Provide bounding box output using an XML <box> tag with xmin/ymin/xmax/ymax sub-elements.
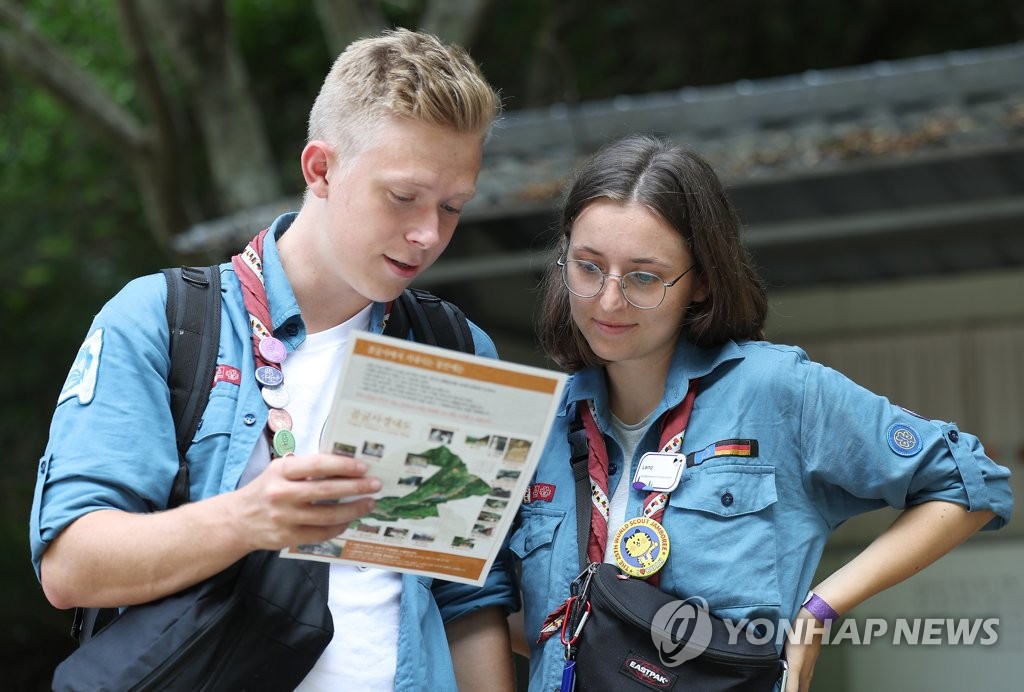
<box><xmin>766</xmin><ymin>267</ymin><xmax>1023</xmax><ymax>692</ymax></box>
<box><xmin>767</xmin><ymin>267</ymin><xmax>1024</xmax><ymax>542</ymax></box>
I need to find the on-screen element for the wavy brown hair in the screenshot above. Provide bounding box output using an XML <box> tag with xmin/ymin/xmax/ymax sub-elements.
<box><xmin>537</xmin><ymin>135</ymin><xmax>767</xmax><ymax>372</ymax></box>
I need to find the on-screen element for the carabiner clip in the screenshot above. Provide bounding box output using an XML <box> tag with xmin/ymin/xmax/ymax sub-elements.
<box><xmin>559</xmin><ymin>596</ymin><xmax>592</xmax><ymax>647</ymax></box>
<box><xmin>559</xmin><ymin>596</ymin><xmax>578</xmax><ymax>647</ymax></box>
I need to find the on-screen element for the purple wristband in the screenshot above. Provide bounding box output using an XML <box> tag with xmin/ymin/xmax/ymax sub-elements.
<box><xmin>802</xmin><ymin>591</ymin><xmax>839</xmax><ymax>624</ymax></box>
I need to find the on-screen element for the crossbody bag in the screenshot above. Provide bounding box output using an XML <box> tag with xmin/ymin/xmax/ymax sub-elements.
<box><xmin>554</xmin><ymin>392</ymin><xmax>786</xmax><ymax>692</ymax></box>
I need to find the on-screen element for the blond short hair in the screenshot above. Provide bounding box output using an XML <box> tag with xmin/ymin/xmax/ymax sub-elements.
<box><xmin>308</xmin><ymin>28</ymin><xmax>501</xmax><ymax>156</ymax></box>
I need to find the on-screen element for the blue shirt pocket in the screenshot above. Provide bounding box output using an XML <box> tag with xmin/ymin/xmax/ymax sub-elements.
<box><xmin>188</xmin><ymin>388</ymin><xmax>241</xmax><ymax>498</ymax></box>
<box><xmin>510</xmin><ymin>506</ymin><xmax>574</xmax><ymax>646</ymax></box>
<box><xmin>509</xmin><ymin>506</ymin><xmax>565</xmax><ymax>560</ymax></box>
<box><xmin>666</xmin><ymin>464</ymin><xmax>781</xmax><ymax>610</ymax></box>
<box><xmin>192</xmin><ymin>387</ymin><xmax>240</xmax><ymax>443</ymax></box>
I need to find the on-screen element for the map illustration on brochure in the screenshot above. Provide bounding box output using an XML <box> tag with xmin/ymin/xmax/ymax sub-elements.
<box><xmin>281</xmin><ymin>331</ymin><xmax>567</xmax><ymax>586</ymax></box>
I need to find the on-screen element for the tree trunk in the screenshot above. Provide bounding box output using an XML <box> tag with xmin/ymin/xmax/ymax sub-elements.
<box><xmin>314</xmin><ymin>0</ymin><xmax>495</xmax><ymax>58</ymax></box>
<box><xmin>0</xmin><ymin>0</ymin><xmax>186</xmax><ymax>248</ymax></box>
<box><xmin>314</xmin><ymin>0</ymin><xmax>387</xmax><ymax>58</ymax></box>
<box><xmin>419</xmin><ymin>0</ymin><xmax>495</xmax><ymax>48</ymax></box>
<box><xmin>139</xmin><ymin>0</ymin><xmax>281</xmax><ymax>213</ymax></box>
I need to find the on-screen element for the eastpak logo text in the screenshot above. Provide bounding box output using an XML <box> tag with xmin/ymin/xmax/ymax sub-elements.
<box><xmin>620</xmin><ymin>650</ymin><xmax>677</xmax><ymax>690</ymax></box>
<box><xmin>630</xmin><ymin>660</ymin><xmax>668</xmax><ymax>683</ymax></box>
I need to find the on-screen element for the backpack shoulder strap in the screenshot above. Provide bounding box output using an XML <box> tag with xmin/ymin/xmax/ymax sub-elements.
<box><xmin>383</xmin><ymin>287</ymin><xmax>474</xmax><ymax>353</ymax></box>
<box><xmin>161</xmin><ymin>265</ymin><xmax>222</xmax><ymax>508</ymax></box>
<box><xmin>71</xmin><ymin>265</ymin><xmax>222</xmax><ymax>644</ymax></box>
<box><xmin>568</xmin><ymin>403</ymin><xmax>592</xmax><ymax>570</ymax></box>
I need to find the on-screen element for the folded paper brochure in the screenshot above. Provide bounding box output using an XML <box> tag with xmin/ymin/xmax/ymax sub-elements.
<box><xmin>281</xmin><ymin>331</ymin><xmax>567</xmax><ymax>586</ymax></box>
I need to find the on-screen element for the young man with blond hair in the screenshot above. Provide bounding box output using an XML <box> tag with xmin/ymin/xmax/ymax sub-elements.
<box><xmin>32</xmin><ymin>29</ymin><xmax>516</xmax><ymax>690</ymax></box>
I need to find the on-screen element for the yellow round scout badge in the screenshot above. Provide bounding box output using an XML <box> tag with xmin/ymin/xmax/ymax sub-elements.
<box><xmin>611</xmin><ymin>517</ymin><xmax>670</xmax><ymax>578</ymax></box>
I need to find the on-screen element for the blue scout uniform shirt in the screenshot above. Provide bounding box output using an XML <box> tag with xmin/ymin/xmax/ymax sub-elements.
<box><xmin>31</xmin><ymin>213</ymin><xmax>518</xmax><ymax>691</ymax></box>
<box><xmin>511</xmin><ymin>336</ymin><xmax>1013</xmax><ymax>691</ymax></box>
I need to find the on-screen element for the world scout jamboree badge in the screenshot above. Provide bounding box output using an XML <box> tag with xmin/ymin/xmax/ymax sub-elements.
<box><xmin>611</xmin><ymin>516</ymin><xmax>670</xmax><ymax>578</ymax></box>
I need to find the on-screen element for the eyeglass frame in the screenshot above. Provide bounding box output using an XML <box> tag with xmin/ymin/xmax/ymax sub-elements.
<box><xmin>556</xmin><ymin>256</ymin><xmax>698</xmax><ymax>309</ymax></box>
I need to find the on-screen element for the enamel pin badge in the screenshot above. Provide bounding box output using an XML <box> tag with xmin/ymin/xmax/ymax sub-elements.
<box><xmin>611</xmin><ymin>516</ymin><xmax>670</xmax><ymax>578</ymax></box>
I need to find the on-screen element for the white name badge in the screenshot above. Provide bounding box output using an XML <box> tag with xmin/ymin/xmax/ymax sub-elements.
<box><xmin>631</xmin><ymin>452</ymin><xmax>685</xmax><ymax>493</ymax></box>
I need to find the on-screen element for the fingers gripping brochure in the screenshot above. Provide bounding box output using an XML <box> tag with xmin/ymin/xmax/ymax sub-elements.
<box><xmin>281</xmin><ymin>331</ymin><xmax>567</xmax><ymax>586</ymax></box>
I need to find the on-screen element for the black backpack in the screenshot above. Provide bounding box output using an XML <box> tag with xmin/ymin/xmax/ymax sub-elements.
<box><xmin>57</xmin><ymin>265</ymin><xmax>476</xmax><ymax>690</ymax></box>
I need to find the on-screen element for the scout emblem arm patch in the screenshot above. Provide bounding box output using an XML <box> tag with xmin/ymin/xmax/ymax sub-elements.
<box><xmin>886</xmin><ymin>423</ymin><xmax>922</xmax><ymax>456</ymax></box>
<box><xmin>59</xmin><ymin>329</ymin><xmax>103</xmax><ymax>405</ymax></box>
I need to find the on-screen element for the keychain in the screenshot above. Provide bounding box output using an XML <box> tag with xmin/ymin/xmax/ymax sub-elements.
<box><xmin>561</xmin><ymin>659</ymin><xmax>577</xmax><ymax>692</ymax></box>
<box><xmin>559</xmin><ymin>564</ymin><xmax>598</xmax><ymax>692</ymax></box>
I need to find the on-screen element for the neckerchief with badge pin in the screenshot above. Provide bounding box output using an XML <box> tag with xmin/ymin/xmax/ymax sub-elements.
<box><xmin>233</xmin><ymin>228</ymin><xmax>406</xmax><ymax>463</ymax></box>
<box><xmin>538</xmin><ymin>379</ymin><xmax>699</xmax><ymax>646</ymax></box>
<box><xmin>232</xmin><ymin>229</ymin><xmax>298</xmax><ymax>458</ymax></box>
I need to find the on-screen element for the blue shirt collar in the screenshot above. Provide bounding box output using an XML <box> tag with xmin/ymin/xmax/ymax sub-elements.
<box><xmin>263</xmin><ymin>213</ymin><xmax>303</xmax><ymax>333</ymax></box>
<box><xmin>562</xmin><ymin>336</ymin><xmax>746</xmax><ymax>424</ymax></box>
<box><xmin>262</xmin><ymin>212</ymin><xmax>390</xmax><ymax>339</ymax></box>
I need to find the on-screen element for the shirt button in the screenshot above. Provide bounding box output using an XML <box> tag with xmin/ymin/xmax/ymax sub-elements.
<box><xmin>243</xmin><ymin>413</ymin><xmax>257</xmax><ymax>426</ymax></box>
<box><xmin>285</xmin><ymin>323</ymin><xmax>299</xmax><ymax>337</ymax></box>
<box><xmin>721</xmin><ymin>491</ymin><xmax>734</xmax><ymax>507</ymax></box>
<box><xmin>948</xmin><ymin>430</ymin><xmax>959</xmax><ymax>443</ymax></box>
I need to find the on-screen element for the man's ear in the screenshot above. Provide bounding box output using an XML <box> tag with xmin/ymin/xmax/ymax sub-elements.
<box><xmin>301</xmin><ymin>140</ymin><xmax>334</xmax><ymax>198</ymax></box>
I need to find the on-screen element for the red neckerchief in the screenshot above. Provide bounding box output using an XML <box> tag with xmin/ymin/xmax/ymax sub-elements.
<box><xmin>231</xmin><ymin>228</ymin><xmax>274</xmax><ymax>368</ymax></box>
<box><xmin>231</xmin><ymin>228</ymin><xmax>398</xmax><ymax>461</ymax></box>
<box><xmin>582</xmin><ymin>378</ymin><xmax>699</xmax><ymax>587</ymax></box>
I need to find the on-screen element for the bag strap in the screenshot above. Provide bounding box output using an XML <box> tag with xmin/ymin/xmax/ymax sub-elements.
<box><xmin>71</xmin><ymin>265</ymin><xmax>221</xmax><ymax>644</ymax></box>
<box><xmin>162</xmin><ymin>265</ymin><xmax>222</xmax><ymax>508</ymax></box>
<box><xmin>383</xmin><ymin>287</ymin><xmax>474</xmax><ymax>353</ymax></box>
<box><xmin>568</xmin><ymin>404</ymin><xmax>592</xmax><ymax>571</ymax></box>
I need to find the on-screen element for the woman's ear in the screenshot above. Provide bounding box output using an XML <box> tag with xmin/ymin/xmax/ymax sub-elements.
<box><xmin>692</xmin><ymin>271</ymin><xmax>710</xmax><ymax>304</ymax></box>
<box><xmin>301</xmin><ymin>140</ymin><xmax>334</xmax><ymax>198</ymax></box>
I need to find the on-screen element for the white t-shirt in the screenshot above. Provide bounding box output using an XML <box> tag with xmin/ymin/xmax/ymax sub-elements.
<box><xmin>603</xmin><ymin>412</ymin><xmax>652</xmax><ymax>564</ymax></box>
<box><xmin>243</xmin><ymin>306</ymin><xmax>403</xmax><ymax>690</ymax></box>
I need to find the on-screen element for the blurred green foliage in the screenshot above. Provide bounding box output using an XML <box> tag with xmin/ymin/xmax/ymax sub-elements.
<box><xmin>0</xmin><ymin>3</ymin><xmax>159</xmax><ymax>684</ymax></box>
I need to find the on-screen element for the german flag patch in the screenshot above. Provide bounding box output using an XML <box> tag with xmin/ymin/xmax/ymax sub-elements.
<box><xmin>686</xmin><ymin>439</ymin><xmax>758</xmax><ymax>468</ymax></box>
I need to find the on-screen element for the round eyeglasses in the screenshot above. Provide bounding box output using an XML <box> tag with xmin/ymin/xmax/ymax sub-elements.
<box><xmin>558</xmin><ymin>258</ymin><xmax>697</xmax><ymax>310</ymax></box>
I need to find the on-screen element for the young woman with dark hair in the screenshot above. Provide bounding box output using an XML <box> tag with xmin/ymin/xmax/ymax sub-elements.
<box><xmin>511</xmin><ymin>135</ymin><xmax>1013</xmax><ymax>691</ymax></box>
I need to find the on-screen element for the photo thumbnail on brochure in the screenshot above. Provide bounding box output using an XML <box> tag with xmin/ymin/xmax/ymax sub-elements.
<box><xmin>281</xmin><ymin>331</ymin><xmax>567</xmax><ymax>586</ymax></box>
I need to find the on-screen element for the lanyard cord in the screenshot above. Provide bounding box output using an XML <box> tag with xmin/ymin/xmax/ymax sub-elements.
<box><xmin>580</xmin><ymin>379</ymin><xmax>699</xmax><ymax>585</ymax></box>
